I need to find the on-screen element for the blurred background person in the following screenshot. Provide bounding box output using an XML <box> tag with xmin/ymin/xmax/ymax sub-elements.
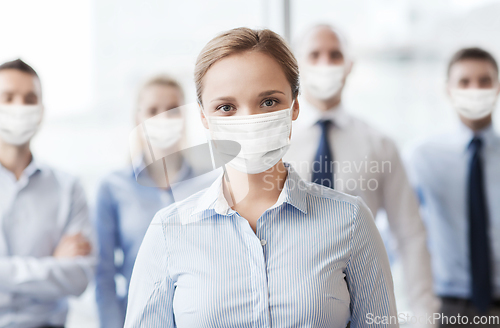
<box><xmin>0</xmin><ymin>59</ymin><xmax>95</xmax><ymax>328</ymax></box>
<box><xmin>283</xmin><ymin>24</ymin><xmax>439</xmax><ymax>324</ymax></box>
<box><xmin>405</xmin><ymin>47</ymin><xmax>500</xmax><ymax>327</ymax></box>
<box><xmin>93</xmin><ymin>75</ymin><xmax>216</xmax><ymax>328</ymax></box>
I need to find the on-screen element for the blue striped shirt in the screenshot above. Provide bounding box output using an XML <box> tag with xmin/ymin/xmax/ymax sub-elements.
<box><xmin>125</xmin><ymin>164</ymin><xmax>398</xmax><ymax>327</ymax></box>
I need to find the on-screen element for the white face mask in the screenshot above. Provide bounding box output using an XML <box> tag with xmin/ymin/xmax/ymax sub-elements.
<box><xmin>449</xmin><ymin>88</ymin><xmax>499</xmax><ymax>120</ymax></box>
<box><xmin>205</xmin><ymin>102</ymin><xmax>294</xmax><ymax>174</ymax></box>
<box><xmin>0</xmin><ymin>104</ymin><xmax>43</xmax><ymax>146</ymax></box>
<box><xmin>143</xmin><ymin>116</ymin><xmax>183</xmax><ymax>151</ymax></box>
<box><xmin>301</xmin><ymin>64</ymin><xmax>346</xmax><ymax>100</ymax></box>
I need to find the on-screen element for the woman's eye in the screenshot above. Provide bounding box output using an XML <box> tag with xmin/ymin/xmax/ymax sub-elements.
<box><xmin>217</xmin><ymin>104</ymin><xmax>234</xmax><ymax>112</ymax></box>
<box><xmin>262</xmin><ymin>99</ymin><xmax>277</xmax><ymax>107</ymax></box>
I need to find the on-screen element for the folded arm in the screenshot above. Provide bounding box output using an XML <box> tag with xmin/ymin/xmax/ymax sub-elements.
<box><xmin>0</xmin><ymin>179</ymin><xmax>95</xmax><ymax>300</ymax></box>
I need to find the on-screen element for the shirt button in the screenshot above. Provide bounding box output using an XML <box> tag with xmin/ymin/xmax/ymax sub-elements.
<box><xmin>260</xmin><ymin>239</ymin><xmax>267</xmax><ymax>246</ymax></box>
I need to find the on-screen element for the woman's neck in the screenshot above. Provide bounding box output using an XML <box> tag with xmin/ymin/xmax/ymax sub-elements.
<box><xmin>145</xmin><ymin>149</ymin><xmax>183</xmax><ymax>190</ymax></box>
<box><xmin>223</xmin><ymin>160</ymin><xmax>288</xmax><ymax>230</ymax></box>
<box><xmin>0</xmin><ymin>141</ymin><xmax>32</xmax><ymax>180</ymax></box>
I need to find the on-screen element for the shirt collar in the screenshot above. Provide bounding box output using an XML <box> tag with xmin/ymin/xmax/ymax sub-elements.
<box><xmin>296</xmin><ymin>97</ymin><xmax>351</xmax><ymax>129</ymax></box>
<box><xmin>0</xmin><ymin>154</ymin><xmax>42</xmax><ymax>182</ymax></box>
<box><xmin>274</xmin><ymin>163</ymin><xmax>308</xmax><ymax>214</ymax></box>
<box><xmin>456</xmin><ymin>121</ymin><xmax>500</xmax><ymax>152</ymax></box>
<box><xmin>185</xmin><ymin>163</ymin><xmax>308</xmax><ymax>225</ymax></box>
<box><xmin>23</xmin><ymin>157</ymin><xmax>41</xmax><ymax>178</ymax></box>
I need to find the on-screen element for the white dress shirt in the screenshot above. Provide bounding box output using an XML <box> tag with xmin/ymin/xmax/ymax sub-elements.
<box><xmin>284</xmin><ymin>99</ymin><xmax>438</xmax><ymax>321</ymax></box>
<box><xmin>0</xmin><ymin>157</ymin><xmax>95</xmax><ymax>328</ymax></box>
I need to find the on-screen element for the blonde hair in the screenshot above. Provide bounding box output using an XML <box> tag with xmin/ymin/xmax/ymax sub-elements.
<box><xmin>136</xmin><ymin>74</ymin><xmax>184</xmax><ymax>112</ymax></box>
<box><xmin>194</xmin><ymin>27</ymin><xmax>299</xmax><ymax>105</ymax></box>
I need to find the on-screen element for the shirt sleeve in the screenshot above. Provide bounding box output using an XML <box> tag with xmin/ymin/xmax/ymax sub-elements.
<box><xmin>0</xmin><ymin>179</ymin><xmax>96</xmax><ymax>300</ymax></box>
<box><xmin>381</xmin><ymin>139</ymin><xmax>440</xmax><ymax>324</ymax></box>
<box><xmin>346</xmin><ymin>197</ymin><xmax>399</xmax><ymax>328</ymax></box>
<box><xmin>94</xmin><ymin>180</ymin><xmax>125</xmax><ymax>328</ymax></box>
<box><xmin>124</xmin><ymin>212</ymin><xmax>176</xmax><ymax>327</ymax></box>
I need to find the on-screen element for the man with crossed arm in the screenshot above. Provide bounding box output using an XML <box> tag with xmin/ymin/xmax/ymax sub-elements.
<box><xmin>0</xmin><ymin>59</ymin><xmax>95</xmax><ymax>328</ymax></box>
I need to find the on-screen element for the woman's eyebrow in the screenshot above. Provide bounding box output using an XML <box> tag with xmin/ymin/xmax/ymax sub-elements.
<box><xmin>211</xmin><ymin>96</ymin><xmax>236</xmax><ymax>103</ymax></box>
<box><xmin>258</xmin><ymin>90</ymin><xmax>285</xmax><ymax>97</ymax></box>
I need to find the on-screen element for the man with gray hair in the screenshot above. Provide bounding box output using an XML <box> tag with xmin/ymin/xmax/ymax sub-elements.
<box><xmin>284</xmin><ymin>24</ymin><xmax>438</xmax><ymax>325</ymax></box>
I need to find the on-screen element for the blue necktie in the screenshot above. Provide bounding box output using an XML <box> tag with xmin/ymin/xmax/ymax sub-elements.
<box><xmin>312</xmin><ymin>119</ymin><xmax>334</xmax><ymax>188</ymax></box>
<box><xmin>468</xmin><ymin>137</ymin><xmax>492</xmax><ymax>313</ymax></box>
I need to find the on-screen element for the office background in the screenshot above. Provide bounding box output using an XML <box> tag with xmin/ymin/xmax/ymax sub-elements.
<box><xmin>2</xmin><ymin>0</ymin><xmax>500</xmax><ymax>326</ymax></box>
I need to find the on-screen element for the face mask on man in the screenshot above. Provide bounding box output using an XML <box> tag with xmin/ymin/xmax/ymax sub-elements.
<box><xmin>0</xmin><ymin>104</ymin><xmax>43</xmax><ymax>145</ymax></box>
<box><xmin>301</xmin><ymin>64</ymin><xmax>346</xmax><ymax>100</ymax></box>
<box><xmin>449</xmin><ymin>88</ymin><xmax>499</xmax><ymax>120</ymax></box>
<box><xmin>205</xmin><ymin>101</ymin><xmax>294</xmax><ymax>174</ymax></box>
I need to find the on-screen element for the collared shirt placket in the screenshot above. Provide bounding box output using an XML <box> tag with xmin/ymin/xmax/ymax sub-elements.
<box><xmin>236</xmin><ymin>211</ymin><xmax>272</xmax><ymax>328</ymax></box>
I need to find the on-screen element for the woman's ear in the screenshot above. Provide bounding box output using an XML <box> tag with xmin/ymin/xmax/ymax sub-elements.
<box><xmin>292</xmin><ymin>98</ymin><xmax>300</xmax><ymax>121</ymax></box>
<box><xmin>199</xmin><ymin>104</ymin><xmax>209</xmax><ymax>129</ymax></box>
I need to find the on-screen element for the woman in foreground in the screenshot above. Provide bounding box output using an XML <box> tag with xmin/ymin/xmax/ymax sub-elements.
<box><xmin>124</xmin><ymin>27</ymin><xmax>398</xmax><ymax>328</ymax></box>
